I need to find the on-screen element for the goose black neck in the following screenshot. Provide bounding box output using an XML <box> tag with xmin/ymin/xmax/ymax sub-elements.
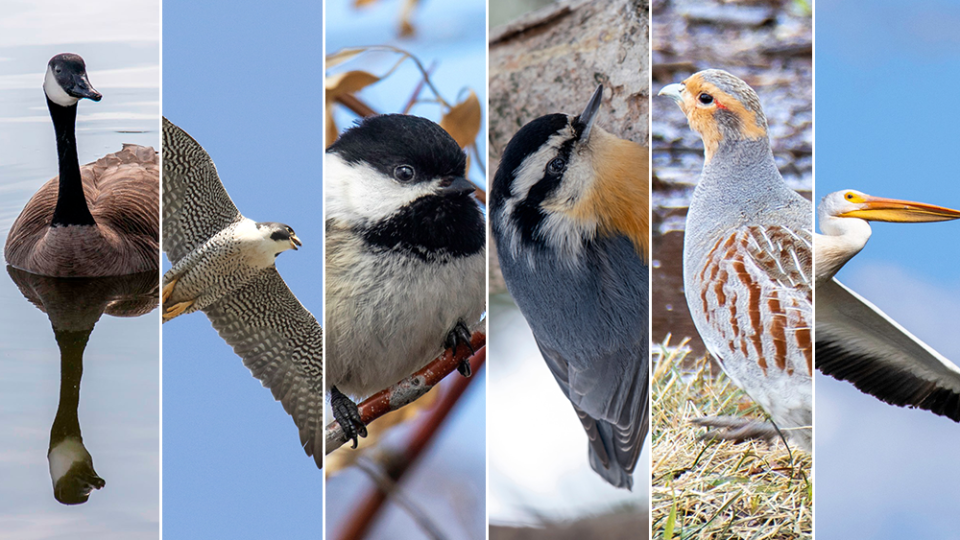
<box><xmin>50</xmin><ymin>329</ymin><xmax>90</xmax><ymax>445</ymax></box>
<box><xmin>48</xmin><ymin>98</ymin><xmax>95</xmax><ymax>227</ymax></box>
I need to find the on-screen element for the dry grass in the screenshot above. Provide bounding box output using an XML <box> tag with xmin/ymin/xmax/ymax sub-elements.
<box><xmin>651</xmin><ymin>338</ymin><xmax>812</xmax><ymax>540</ymax></box>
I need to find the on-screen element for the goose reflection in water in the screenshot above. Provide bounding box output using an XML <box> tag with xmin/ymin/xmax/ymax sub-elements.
<box><xmin>6</xmin><ymin>267</ymin><xmax>158</xmax><ymax>505</ymax></box>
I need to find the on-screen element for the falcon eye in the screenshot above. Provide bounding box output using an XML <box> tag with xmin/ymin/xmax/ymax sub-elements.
<box><xmin>698</xmin><ymin>93</ymin><xmax>714</xmax><ymax>105</ymax></box>
<box><xmin>547</xmin><ymin>157</ymin><xmax>566</xmax><ymax>175</ymax></box>
<box><xmin>394</xmin><ymin>164</ymin><xmax>415</xmax><ymax>182</ymax></box>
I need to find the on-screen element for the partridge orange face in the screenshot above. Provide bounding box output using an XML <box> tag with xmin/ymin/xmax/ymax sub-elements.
<box><xmin>659</xmin><ymin>69</ymin><xmax>768</xmax><ymax>163</ymax></box>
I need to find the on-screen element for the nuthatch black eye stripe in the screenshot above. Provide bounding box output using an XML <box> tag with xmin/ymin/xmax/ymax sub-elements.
<box><xmin>490</xmin><ymin>114</ymin><xmax>569</xmax><ymax>198</ymax></box>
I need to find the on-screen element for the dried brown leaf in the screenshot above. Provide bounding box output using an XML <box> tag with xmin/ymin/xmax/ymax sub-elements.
<box><xmin>325</xmin><ymin>107</ymin><xmax>338</xmax><ymax>149</ymax></box>
<box><xmin>399</xmin><ymin>0</ymin><xmax>419</xmax><ymax>37</ymax></box>
<box><xmin>325</xmin><ymin>70</ymin><xmax>381</xmax><ymax>100</ymax></box>
<box><xmin>326</xmin><ymin>48</ymin><xmax>366</xmax><ymax>69</ymax></box>
<box><xmin>439</xmin><ymin>90</ymin><xmax>481</xmax><ymax>149</ymax></box>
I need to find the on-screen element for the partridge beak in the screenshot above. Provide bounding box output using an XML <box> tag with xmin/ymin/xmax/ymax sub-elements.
<box><xmin>575</xmin><ymin>84</ymin><xmax>603</xmax><ymax>143</ymax></box>
<box><xmin>658</xmin><ymin>83</ymin><xmax>684</xmax><ymax>103</ymax></box>
<box><xmin>841</xmin><ymin>195</ymin><xmax>960</xmax><ymax>223</ymax></box>
<box><xmin>290</xmin><ymin>235</ymin><xmax>302</xmax><ymax>250</ymax></box>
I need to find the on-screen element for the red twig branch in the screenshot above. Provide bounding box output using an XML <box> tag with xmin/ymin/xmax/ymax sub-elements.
<box><xmin>325</xmin><ymin>332</ymin><xmax>487</xmax><ymax>454</ymax></box>
<box><xmin>336</xmin><ymin>345</ymin><xmax>486</xmax><ymax>540</ymax></box>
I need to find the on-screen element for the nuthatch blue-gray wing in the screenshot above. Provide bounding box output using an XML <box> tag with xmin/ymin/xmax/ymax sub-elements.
<box><xmin>491</xmin><ymin>85</ymin><xmax>650</xmax><ymax>489</ymax></box>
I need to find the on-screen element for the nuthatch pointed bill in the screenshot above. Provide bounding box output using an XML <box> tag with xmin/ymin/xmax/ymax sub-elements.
<box><xmin>325</xmin><ymin>114</ymin><xmax>486</xmax><ymax>447</ymax></box>
<box><xmin>490</xmin><ymin>85</ymin><xmax>650</xmax><ymax>489</ymax></box>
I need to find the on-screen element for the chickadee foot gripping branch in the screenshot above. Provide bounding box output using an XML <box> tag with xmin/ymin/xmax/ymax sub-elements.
<box><xmin>330</xmin><ymin>386</ymin><xmax>367</xmax><ymax>448</ymax></box>
<box><xmin>445</xmin><ymin>320</ymin><xmax>476</xmax><ymax>377</ymax></box>
<box><xmin>325</xmin><ymin>114</ymin><xmax>486</xmax><ymax>450</ymax></box>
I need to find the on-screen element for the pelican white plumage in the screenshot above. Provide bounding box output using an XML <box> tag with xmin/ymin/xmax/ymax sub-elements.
<box><xmin>816</xmin><ymin>190</ymin><xmax>960</xmax><ymax>421</ymax></box>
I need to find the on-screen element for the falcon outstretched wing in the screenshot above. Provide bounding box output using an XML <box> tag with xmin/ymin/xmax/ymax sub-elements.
<box><xmin>202</xmin><ymin>267</ymin><xmax>324</xmax><ymax>467</ymax></box>
<box><xmin>162</xmin><ymin>117</ymin><xmax>243</xmax><ymax>264</ymax></box>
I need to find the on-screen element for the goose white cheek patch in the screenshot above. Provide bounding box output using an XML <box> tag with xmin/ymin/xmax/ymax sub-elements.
<box><xmin>43</xmin><ymin>66</ymin><xmax>79</xmax><ymax>107</ymax></box>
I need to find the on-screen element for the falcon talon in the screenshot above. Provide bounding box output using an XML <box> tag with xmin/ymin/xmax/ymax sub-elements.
<box><xmin>161</xmin><ymin>276</ymin><xmax>178</xmax><ymax>303</ymax></box>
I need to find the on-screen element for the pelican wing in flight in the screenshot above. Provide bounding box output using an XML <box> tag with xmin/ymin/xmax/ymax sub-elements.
<box><xmin>816</xmin><ymin>190</ymin><xmax>960</xmax><ymax>421</ymax></box>
<box><xmin>817</xmin><ymin>278</ymin><xmax>960</xmax><ymax>420</ymax></box>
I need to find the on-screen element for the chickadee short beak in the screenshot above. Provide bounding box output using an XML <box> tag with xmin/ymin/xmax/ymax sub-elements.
<box><xmin>575</xmin><ymin>84</ymin><xmax>603</xmax><ymax>143</ymax></box>
<box><xmin>439</xmin><ymin>176</ymin><xmax>476</xmax><ymax>197</ymax></box>
<box><xmin>69</xmin><ymin>73</ymin><xmax>102</xmax><ymax>102</ymax></box>
<box><xmin>290</xmin><ymin>234</ymin><xmax>302</xmax><ymax>250</ymax></box>
<box><xmin>658</xmin><ymin>83</ymin><xmax>684</xmax><ymax>103</ymax></box>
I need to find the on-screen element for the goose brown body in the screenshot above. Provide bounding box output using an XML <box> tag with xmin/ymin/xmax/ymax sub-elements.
<box><xmin>5</xmin><ymin>144</ymin><xmax>160</xmax><ymax>277</ymax></box>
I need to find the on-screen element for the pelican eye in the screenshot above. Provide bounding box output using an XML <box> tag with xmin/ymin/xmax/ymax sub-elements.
<box><xmin>845</xmin><ymin>193</ymin><xmax>854</xmax><ymax>200</ymax></box>
<box><xmin>394</xmin><ymin>164</ymin><xmax>415</xmax><ymax>182</ymax></box>
<box><xmin>698</xmin><ymin>93</ymin><xmax>714</xmax><ymax>105</ymax></box>
<box><xmin>547</xmin><ymin>157</ymin><xmax>566</xmax><ymax>175</ymax></box>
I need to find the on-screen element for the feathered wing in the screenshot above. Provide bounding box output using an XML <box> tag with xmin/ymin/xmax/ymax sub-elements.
<box><xmin>202</xmin><ymin>267</ymin><xmax>325</xmax><ymax>467</ymax></box>
<box><xmin>537</xmin><ymin>341</ymin><xmax>648</xmax><ymax>490</ymax></box>
<box><xmin>694</xmin><ymin>224</ymin><xmax>813</xmax><ymax>448</ymax></box>
<box><xmin>88</xmin><ymin>144</ymin><xmax>160</xmax><ymax>269</ymax></box>
<box><xmin>816</xmin><ymin>278</ymin><xmax>960</xmax><ymax>421</ymax></box>
<box><xmin>161</xmin><ymin>117</ymin><xmax>243</xmax><ymax>264</ymax></box>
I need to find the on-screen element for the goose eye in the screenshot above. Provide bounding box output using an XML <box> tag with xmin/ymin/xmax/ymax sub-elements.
<box><xmin>394</xmin><ymin>164</ymin><xmax>415</xmax><ymax>182</ymax></box>
<box><xmin>547</xmin><ymin>157</ymin><xmax>566</xmax><ymax>175</ymax></box>
<box><xmin>698</xmin><ymin>93</ymin><xmax>714</xmax><ymax>105</ymax></box>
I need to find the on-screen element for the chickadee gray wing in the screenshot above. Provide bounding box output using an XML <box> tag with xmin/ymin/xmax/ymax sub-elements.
<box><xmin>162</xmin><ymin>117</ymin><xmax>243</xmax><ymax>264</ymax></box>
<box><xmin>202</xmin><ymin>267</ymin><xmax>324</xmax><ymax>468</ymax></box>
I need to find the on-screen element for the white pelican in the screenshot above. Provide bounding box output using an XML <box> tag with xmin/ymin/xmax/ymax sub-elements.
<box><xmin>816</xmin><ymin>190</ymin><xmax>960</xmax><ymax>421</ymax></box>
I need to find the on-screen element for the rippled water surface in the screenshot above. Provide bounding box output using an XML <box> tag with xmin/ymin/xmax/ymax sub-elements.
<box><xmin>0</xmin><ymin>3</ymin><xmax>159</xmax><ymax>537</ymax></box>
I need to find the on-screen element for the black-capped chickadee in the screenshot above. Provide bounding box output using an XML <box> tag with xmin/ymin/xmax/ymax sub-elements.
<box><xmin>325</xmin><ymin>114</ymin><xmax>486</xmax><ymax>446</ymax></box>
<box><xmin>490</xmin><ymin>86</ymin><xmax>650</xmax><ymax>489</ymax></box>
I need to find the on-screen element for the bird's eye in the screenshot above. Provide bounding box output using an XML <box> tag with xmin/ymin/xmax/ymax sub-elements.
<box><xmin>845</xmin><ymin>193</ymin><xmax>854</xmax><ymax>200</ymax></box>
<box><xmin>547</xmin><ymin>158</ymin><xmax>566</xmax><ymax>175</ymax></box>
<box><xmin>698</xmin><ymin>93</ymin><xmax>714</xmax><ymax>105</ymax></box>
<box><xmin>394</xmin><ymin>164</ymin><xmax>415</xmax><ymax>182</ymax></box>
<box><xmin>55</xmin><ymin>68</ymin><xmax>61</xmax><ymax>74</ymax></box>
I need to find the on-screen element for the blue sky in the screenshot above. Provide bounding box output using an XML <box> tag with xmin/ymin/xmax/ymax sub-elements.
<box><xmin>161</xmin><ymin>0</ymin><xmax>323</xmax><ymax>538</ymax></box>
<box><xmin>816</xmin><ymin>1</ymin><xmax>960</xmax><ymax>537</ymax></box>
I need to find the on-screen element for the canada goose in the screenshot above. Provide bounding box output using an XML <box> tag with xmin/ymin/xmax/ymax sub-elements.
<box><xmin>4</xmin><ymin>53</ymin><xmax>159</xmax><ymax>278</ymax></box>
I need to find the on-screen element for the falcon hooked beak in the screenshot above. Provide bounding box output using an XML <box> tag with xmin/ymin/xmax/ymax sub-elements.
<box><xmin>290</xmin><ymin>234</ymin><xmax>302</xmax><ymax>251</ymax></box>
